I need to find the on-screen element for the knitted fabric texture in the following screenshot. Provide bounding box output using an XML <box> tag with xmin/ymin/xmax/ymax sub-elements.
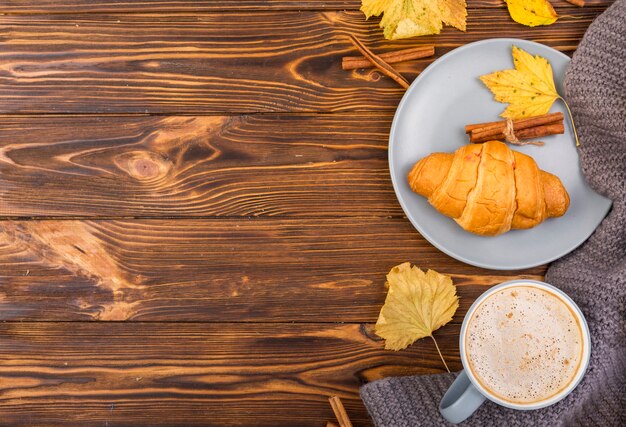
<box><xmin>360</xmin><ymin>1</ymin><xmax>626</xmax><ymax>425</ymax></box>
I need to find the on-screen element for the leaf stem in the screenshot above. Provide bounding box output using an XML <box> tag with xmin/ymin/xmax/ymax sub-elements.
<box><xmin>559</xmin><ymin>96</ymin><xmax>580</xmax><ymax>147</ymax></box>
<box><xmin>430</xmin><ymin>335</ymin><xmax>451</xmax><ymax>373</ymax></box>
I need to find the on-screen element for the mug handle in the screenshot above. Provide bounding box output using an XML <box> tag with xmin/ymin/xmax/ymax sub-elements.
<box><xmin>439</xmin><ymin>370</ymin><xmax>486</xmax><ymax>424</ymax></box>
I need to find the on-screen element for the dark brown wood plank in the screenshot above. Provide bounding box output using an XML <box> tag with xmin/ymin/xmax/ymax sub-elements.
<box><xmin>0</xmin><ymin>0</ymin><xmax>613</xmax><ymax>13</ymax></box>
<box><xmin>0</xmin><ymin>218</ymin><xmax>546</xmax><ymax>321</ymax></box>
<box><xmin>0</xmin><ymin>114</ymin><xmax>398</xmax><ymax>218</ymax></box>
<box><xmin>0</xmin><ymin>321</ymin><xmax>460</xmax><ymax>426</ymax></box>
<box><xmin>0</xmin><ymin>8</ymin><xmax>607</xmax><ymax>114</ymax></box>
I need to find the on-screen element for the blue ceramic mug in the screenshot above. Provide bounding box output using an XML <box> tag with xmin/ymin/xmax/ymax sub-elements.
<box><xmin>439</xmin><ymin>280</ymin><xmax>591</xmax><ymax>424</ymax></box>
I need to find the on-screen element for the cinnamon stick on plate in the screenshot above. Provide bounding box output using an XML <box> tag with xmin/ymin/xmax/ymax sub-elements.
<box><xmin>512</xmin><ymin>122</ymin><xmax>565</xmax><ymax>141</ymax></box>
<box><xmin>465</xmin><ymin>112</ymin><xmax>563</xmax><ymax>134</ymax></box>
<box><xmin>465</xmin><ymin>118</ymin><xmax>508</xmax><ymax>134</ymax></box>
<box><xmin>469</xmin><ymin>112</ymin><xmax>564</xmax><ymax>143</ymax></box>
<box><xmin>342</xmin><ymin>45</ymin><xmax>435</xmax><ymax>70</ymax></box>
<box><xmin>466</xmin><ymin>113</ymin><xmax>564</xmax><ymax>143</ymax></box>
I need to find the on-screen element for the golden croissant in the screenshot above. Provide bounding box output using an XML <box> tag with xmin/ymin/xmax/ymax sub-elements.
<box><xmin>408</xmin><ymin>140</ymin><xmax>570</xmax><ymax>236</ymax></box>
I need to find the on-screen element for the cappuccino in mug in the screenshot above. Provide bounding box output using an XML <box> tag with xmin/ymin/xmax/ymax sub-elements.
<box><xmin>465</xmin><ymin>285</ymin><xmax>584</xmax><ymax>405</ymax></box>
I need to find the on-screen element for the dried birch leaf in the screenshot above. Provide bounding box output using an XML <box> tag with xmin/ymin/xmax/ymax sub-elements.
<box><xmin>375</xmin><ymin>262</ymin><xmax>459</xmax><ymax>352</ymax></box>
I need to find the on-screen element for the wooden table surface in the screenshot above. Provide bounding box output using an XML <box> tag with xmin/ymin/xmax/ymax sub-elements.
<box><xmin>0</xmin><ymin>1</ymin><xmax>613</xmax><ymax>425</ymax></box>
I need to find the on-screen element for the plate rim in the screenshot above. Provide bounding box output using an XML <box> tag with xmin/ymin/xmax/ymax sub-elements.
<box><xmin>388</xmin><ymin>37</ymin><xmax>607</xmax><ymax>270</ymax></box>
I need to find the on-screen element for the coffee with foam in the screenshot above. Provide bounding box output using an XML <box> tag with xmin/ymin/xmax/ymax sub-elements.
<box><xmin>465</xmin><ymin>285</ymin><xmax>584</xmax><ymax>404</ymax></box>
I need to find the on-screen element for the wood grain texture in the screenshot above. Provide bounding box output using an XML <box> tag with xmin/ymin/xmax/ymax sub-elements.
<box><xmin>0</xmin><ymin>322</ymin><xmax>459</xmax><ymax>426</ymax></box>
<box><xmin>0</xmin><ymin>114</ymin><xmax>398</xmax><ymax>218</ymax></box>
<box><xmin>0</xmin><ymin>1</ymin><xmax>603</xmax><ymax>424</ymax></box>
<box><xmin>0</xmin><ymin>218</ymin><xmax>546</xmax><ymax>321</ymax></box>
<box><xmin>0</xmin><ymin>8</ymin><xmax>606</xmax><ymax>114</ymax></box>
<box><xmin>0</xmin><ymin>0</ymin><xmax>614</xmax><ymax>12</ymax></box>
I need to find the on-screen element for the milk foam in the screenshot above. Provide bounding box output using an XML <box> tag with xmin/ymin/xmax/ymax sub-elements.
<box><xmin>465</xmin><ymin>285</ymin><xmax>583</xmax><ymax>404</ymax></box>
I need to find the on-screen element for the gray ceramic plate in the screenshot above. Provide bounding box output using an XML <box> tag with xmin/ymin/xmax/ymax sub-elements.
<box><xmin>389</xmin><ymin>38</ymin><xmax>612</xmax><ymax>270</ymax></box>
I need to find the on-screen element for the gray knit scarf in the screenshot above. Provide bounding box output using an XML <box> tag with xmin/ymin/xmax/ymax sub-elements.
<box><xmin>360</xmin><ymin>1</ymin><xmax>626</xmax><ymax>425</ymax></box>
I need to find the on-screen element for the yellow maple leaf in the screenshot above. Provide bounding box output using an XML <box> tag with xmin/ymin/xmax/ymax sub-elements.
<box><xmin>480</xmin><ymin>45</ymin><xmax>560</xmax><ymax>119</ymax></box>
<box><xmin>375</xmin><ymin>263</ymin><xmax>459</xmax><ymax>370</ymax></box>
<box><xmin>361</xmin><ymin>0</ymin><xmax>467</xmax><ymax>40</ymax></box>
<box><xmin>505</xmin><ymin>0</ymin><xmax>558</xmax><ymax>27</ymax></box>
<box><xmin>480</xmin><ymin>45</ymin><xmax>581</xmax><ymax>146</ymax></box>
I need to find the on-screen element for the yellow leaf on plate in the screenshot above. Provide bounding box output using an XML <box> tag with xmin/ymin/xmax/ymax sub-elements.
<box><xmin>505</xmin><ymin>0</ymin><xmax>558</xmax><ymax>27</ymax></box>
<box><xmin>361</xmin><ymin>0</ymin><xmax>467</xmax><ymax>40</ymax></box>
<box><xmin>480</xmin><ymin>45</ymin><xmax>560</xmax><ymax>119</ymax></box>
<box><xmin>375</xmin><ymin>262</ymin><xmax>459</xmax><ymax>351</ymax></box>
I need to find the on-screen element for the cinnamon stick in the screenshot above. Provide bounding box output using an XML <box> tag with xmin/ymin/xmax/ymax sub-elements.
<box><xmin>472</xmin><ymin>122</ymin><xmax>565</xmax><ymax>144</ymax></box>
<box><xmin>342</xmin><ymin>45</ymin><xmax>435</xmax><ymax>70</ymax></box>
<box><xmin>348</xmin><ymin>35</ymin><xmax>410</xmax><ymax>89</ymax></box>
<box><xmin>565</xmin><ymin>0</ymin><xmax>585</xmax><ymax>7</ymax></box>
<box><xmin>466</xmin><ymin>112</ymin><xmax>563</xmax><ymax>134</ymax></box>
<box><xmin>515</xmin><ymin>122</ymin><xmax>565</xmax><ymax>140</ymax></box>
<box><xmin>465</xmin><ymin>119</ymin><xmax>505</xmax><ymax>134</ymax></box>
<box><xmin>329</xmin><ymin>396</ymin><xmax>353</xmax><ymax>427</ymax></box>
<box><xmin>469</xmin><ymin>112</ymin><xmax>564</xmax><ymax>143</ymax></box>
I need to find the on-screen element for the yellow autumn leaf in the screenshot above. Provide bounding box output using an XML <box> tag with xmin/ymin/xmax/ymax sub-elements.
<box><xmin>480</xmin><ymin>45</ymin><xmax>560</xmax><ymax>119</ymax></box>
<box><xmin>505</xmin><ymin>0</ymin><xmax>558</xmax><ymax>27</ymax></box>
<box><xmin>375</xmin><ymin>262</ymin><xmax>459</xmax><ymax>353</ymax></box>
<box><xmin>361</xmin><ymin>0</ymin><xmax>467</xmax><ymax>40</ymax></box>
<box><xmin>506</xmin><ymin>0</ymin><xmax>558</xmax><ymax>27</ymax></box>
<box><xmin>440</xmin><ymin>0</ymin><xmax>468</xmax><ymax>32</ymax></box>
